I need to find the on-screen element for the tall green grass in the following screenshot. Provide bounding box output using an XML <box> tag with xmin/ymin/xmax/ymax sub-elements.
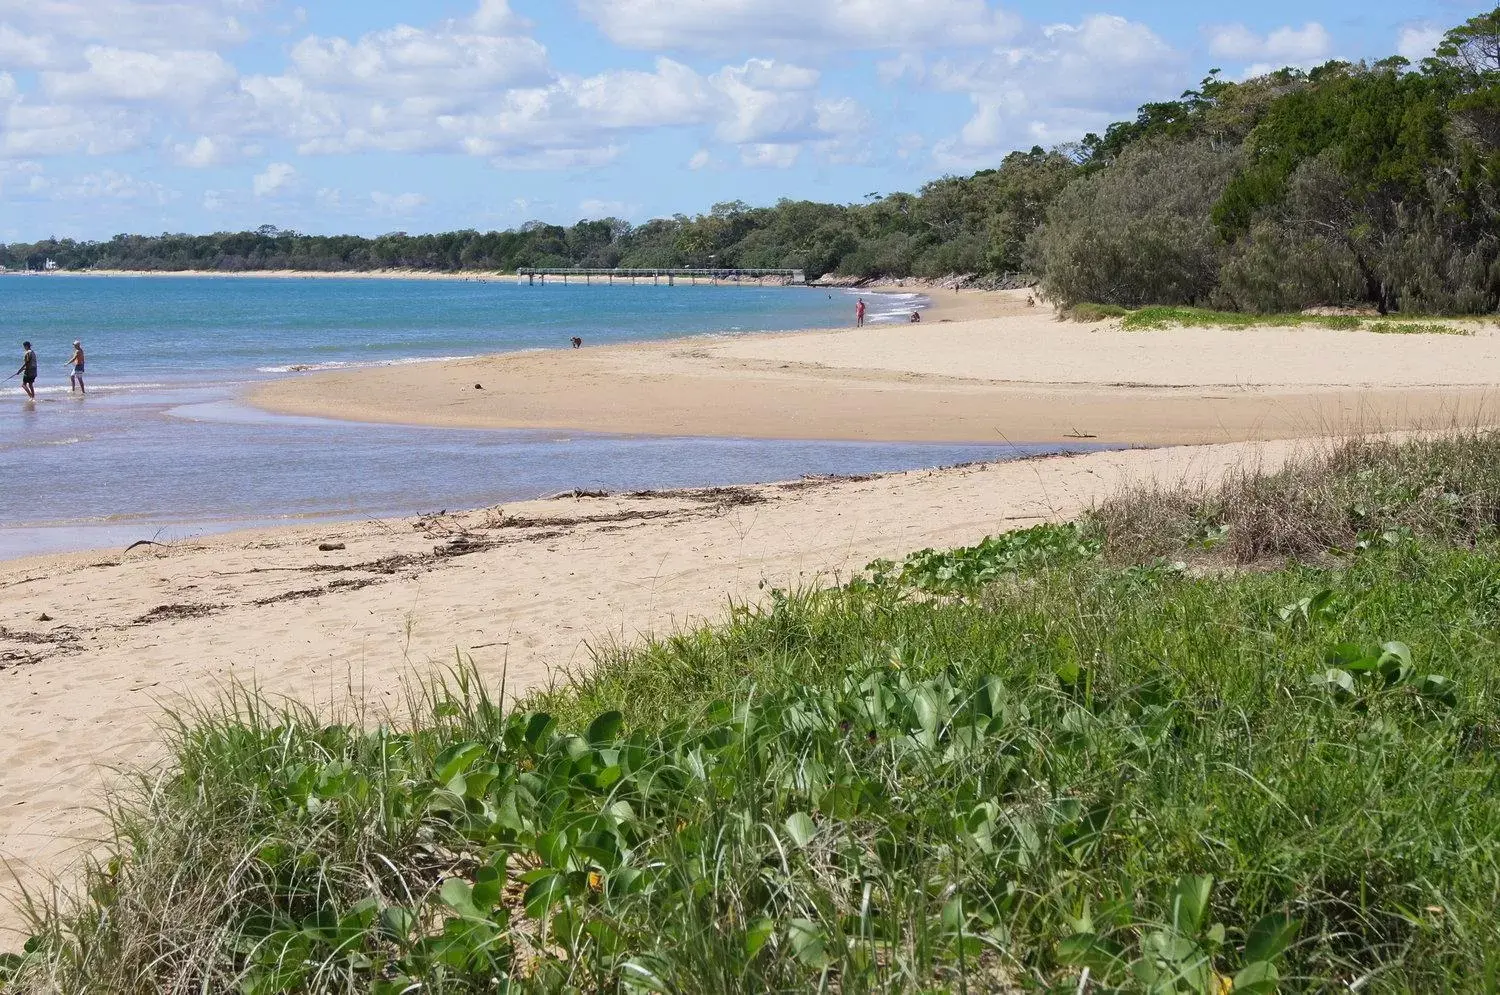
<box><xmin>8</xmin><ymin>436</ymin><xmax>1500</xmax><ymax>992</ymax></box>
<box><xmin>1069</xmin><ymin>303</ymin><xmax>1476</xmax><ymax>335</ymax></box>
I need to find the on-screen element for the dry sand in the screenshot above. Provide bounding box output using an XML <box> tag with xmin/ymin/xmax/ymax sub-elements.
<box><xmin>253</xmin><ymin>290</ymin><xmax>1500</xmax><ymax>445</ymax></box>
<box><xmin>5</xmin><ymin>289</ymin><xmax>1500</xmax><ymax>945</ymax></box>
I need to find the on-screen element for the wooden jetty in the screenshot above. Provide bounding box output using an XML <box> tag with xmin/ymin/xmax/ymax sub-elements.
<box><xmin>515</xmin><ymin>267</ymin><xmax>806</xmax><ymax>286</ymax></box>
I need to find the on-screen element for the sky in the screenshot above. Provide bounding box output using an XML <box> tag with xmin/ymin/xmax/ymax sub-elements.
<box><xmin>0</xmin><ymin>0</ymin><xmax>1485</xmax><ymax>241</ymax></box>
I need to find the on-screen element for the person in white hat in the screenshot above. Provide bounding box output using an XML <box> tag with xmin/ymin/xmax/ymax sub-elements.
<box><xmin>66</xmin><ymin>340</ymin><xmax>85</xmax><ymax>394</ymax></box>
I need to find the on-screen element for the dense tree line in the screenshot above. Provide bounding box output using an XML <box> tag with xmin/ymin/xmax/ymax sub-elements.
<box><xmin>7</xmin><ymin>8</ymin><xmax>1500</xmax><ymax>314</ymax></box>
<box><xmin>0</xmin><ymin>152</ymin><xmax>1074</xmax><ymax>284</ymax></box>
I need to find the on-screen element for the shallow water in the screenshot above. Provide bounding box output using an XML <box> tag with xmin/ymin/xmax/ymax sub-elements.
<box><xmin>0</xmin><ymin>277</ymin><xmax>1098</xmax><ymax>559</ymax></box>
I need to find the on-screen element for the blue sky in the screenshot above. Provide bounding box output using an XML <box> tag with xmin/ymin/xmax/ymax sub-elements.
<box><xmin>0</xmin><ymin>0</ymin><xmax>1481</xmax><ymax>240</ymax></box>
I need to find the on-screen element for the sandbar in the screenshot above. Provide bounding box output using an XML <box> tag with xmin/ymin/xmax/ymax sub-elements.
<box><xmin>251</xmin><ymin>290</ymin><xmax>1500</xmax><ymax>446</ymax></box>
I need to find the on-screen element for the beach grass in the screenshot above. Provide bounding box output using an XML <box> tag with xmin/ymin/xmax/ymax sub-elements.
<box><xmin>1069</xmin><ymin>304</ymin><xmax>1478</xmax><ymax>335</ymax></box>
<box><xmin>8</xmin><ymin>434</ymin><xmax>1500</xmax><ymax>992</ymax></box>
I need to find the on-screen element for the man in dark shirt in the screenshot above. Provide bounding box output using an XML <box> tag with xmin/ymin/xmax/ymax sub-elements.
<box><xmin>14</xmin><ymin>341</ymin><xmax>37</xmax><ymax>400</ymax></box>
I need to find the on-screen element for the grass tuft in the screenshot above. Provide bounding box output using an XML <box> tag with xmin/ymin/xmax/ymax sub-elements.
<box><xmin>1066</xmin><ymin>304</ymin><xmax>1479</xmax><ymax>334</ymax></box>
<box><xmin>1091</xmin><ymin>431</ymin><xmax>1500</xmax><ymax>566</ymax></box>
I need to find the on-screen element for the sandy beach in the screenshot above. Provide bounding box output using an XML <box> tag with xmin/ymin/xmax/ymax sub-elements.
<box><xmin>4</xmin><ymin>290</ymin><xmax>1500</xmax><ymax>946</ymax></box>
<box><xmin>253</xmin><ymin>290</ymin><xmax>1500</xmax><ymax>445</ymax></box>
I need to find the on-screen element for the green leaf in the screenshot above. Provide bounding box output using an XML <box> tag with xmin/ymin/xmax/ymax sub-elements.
<box><xmin>1169</xmin><ymin>874</ymin><xmax>1213</xmax><ymax>935</ymax></box>
<box><xmin>912</xmin><ymin>687</ymin><xmax>940</xmax><ymax>733</ymax></box>
<box><xmin>607</xmin><ymin>865</ymin><xmax>647</xmax><ymax>900</ymax></box>
<box><xmin>1328</xmin><ymin>643</ymin><xmax>1377</xmax><ymax>673</ymax></box>
<box><xmin>523</xmin><ymin>872</ymin><xmax>568</xmax><ymax>920</ymax></box>
<box><xmin>1055</xmin><ymin>657</ymin><xmax>1082</xmax><ymax>688</ymax></box>
<box><xmin>1308</xmin><ymin>668</ymin><xmax>1356</xmax><ymax>696</ymax></box>
<box><xmin>1244</xmin><ymin>913</ymin><xmax>1299</xmax><ymax>964</ymax></box>
<box><xmin>745</xmin><ymin>917</ymin><xmax>775</xmax><ymax>958</ymax></box>
<box><xmin>471</xmin><ymin>863</ymin><xmax>504</xmax><ymax>913</ymax></box>
<box><xmin>786</xmin><ymin>918</ymin><xmax>830</xmax><ymax>968</ymax></box>
<box><xmin>1056</xmin><ymin>932</ymin><xmax>1125</xmax><ymax>979</ymax></box>
<box><xmin>439</xmin><ymin>878</ymin><xmax>479</xmax><ymax>918</ymax></box>
<box><xmin>523</xmin><ymin>712</ymin><xmax>557</xmax><ymax>748</ymax></box>
<box><xmin>1417</xmin><ymin>674</ymin><xmax>1459</xmax><ymax>707</ymax></box>
<box><xmin>434</xmin><ymin>741</ymin><xmax>486</xmax><ymax>784</ymax></box>
<box><xmin>784</xmin><ymin>811</ymin><xmax>817</xmax><ymax>848</ymax></box>
<box><xmin>1233</xmin><ymin>960</ymin><xmax>1281</xmax><ymax>994</ymax></box>
<box><xmin>380</xmin><ymin>906</ymin><xmax>416</xmax><ymax>941</ymax></box>
<box><xmin>538</xmin><ymin>830</ymin><xmax>570</xmax><ymax>868</ymax></box>
<box><xmin>620</xmin><ymin>956</ymin><xmax>673</xmax><ymax>993</ymax></box>
<box><xmin>587</xmin><ymin>710</ymin><xmax>625</xmax><ymax>745</ymax></box>
<box><xmin>1377</xmin><ymin>642</ymin><xmax>1415</xmax><ymax>685</ymax></box>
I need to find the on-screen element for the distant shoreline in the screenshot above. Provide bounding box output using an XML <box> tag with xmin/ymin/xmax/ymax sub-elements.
<box><xmin>16</xmin><ymin>268</ymin><xmax>856</xmax><ymax>288</ymax></box>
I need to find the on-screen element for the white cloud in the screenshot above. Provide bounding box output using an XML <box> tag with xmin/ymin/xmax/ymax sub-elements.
<box><xmin>576</xmin><ymin>0</ymin><xmax>1021</xmax><ymax>55</ymax></box>
<box><xmin>712</xmin><ymin>59</ymin><xmax>827</xmax><ymax>143</ymax></box>
<box><xmin>62</xmin><ymin>168</ymin><xmax>175</xmax><ymax>204</ymax></box>
<box><xmin>287</xmin><ymin>24</ymin><xmax>549</xmax><ymax>98</ymax></box>
<box><xmin>242</xmin><ymin>21</ymin><xmax>867</xmax><ymax>170</ymax></box>
<box><xmin>1</xmin><ymin>101</ymin><xmax>147</xmax><ymax>157</ymax></box>
<box><xmin>370</xmin><ymin>190</ymin><xmax>427</xmax><ymax>214</ymax></box>
<box><xmin>252</xmin><ymin>161</ymin><xmax>295</xmax><ymax>197</ymax></box>
<box><xmin>1397</xmin><ymin>23</ymin><xmax>1444</xmax><ymax>63</ymax></box>
<box><xmin>578</xmin><ymin>197</ymin><xmax>632</xmax><ymax>218</ymax></box>
<box><xmin>0</xmin><ymin>0</ymin><xmax>256</xmax><ymax>52</ymax></box>
<box><xmin>740</xmin><ymin>142</ymin><xmax>800</xmax><ymax>168</ymax></box>
<box><xmin>486</xmin><ymin>145</ymin><xmax>623</xmax><ymax>170</ymax></box>
<box><xmin>0</xmin><ymin>24</ymin><xmax>55</xmax><ymax>68</ymax></box>
<box><xmin>169</xmin><ymin>135</ymin><xmax>233</xmax><ymax>167</ymax></box>
<box><xmin>1206</xmin><ymin>22</ymin><xmax>1332</xmax><ymax>66</ymax></box>
<box><xmin>471</xmin><ymin>0</ymin><xmax>524</xmax><ymax>33</ymax></box>
<box><xmin>42</xmin><ymin>47</ymin><xmax>238</xmax><ymax>104</ymax></box>
<box><xmin>687</xmin><ymin>149</ymin><xmax>712</xmax><ymax>169</ymax></box>
<box><xmin>926</xmin><ymin>14</ymin><xmax>1182</xmax><ymax>169</ymax></box>
<box><xmin>13</xmin><ymin>165</ymin><xmax>175</xmax><ymax>204</ymax></box>
<box><xmin>0</xmin><ymin>159</ymin><xmax>46</xmax><ymax>199</ymax></box>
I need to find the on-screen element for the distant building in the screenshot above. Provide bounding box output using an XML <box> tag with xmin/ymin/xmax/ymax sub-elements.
<box><xmin>43</xmin><ymin>259</ymin><xmax>58</xmax><ymax>271</ymax></box>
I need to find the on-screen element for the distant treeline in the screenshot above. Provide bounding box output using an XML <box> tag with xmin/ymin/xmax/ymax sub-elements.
<box><xmin>8</xmin><ymin>8</ymin><xmax>1500</xmax><ymax>314</ymax></box>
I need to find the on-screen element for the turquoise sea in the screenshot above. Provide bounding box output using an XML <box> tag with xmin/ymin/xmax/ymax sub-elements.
<box><xmin>0</xmin><ymin>276</ymin><xmax>1105</xmax><ymax>559</ymax></box>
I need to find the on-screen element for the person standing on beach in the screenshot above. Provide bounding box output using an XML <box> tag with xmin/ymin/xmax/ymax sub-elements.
<box><xmin>66</xmin><ymin>340</ymin><xmax>85</xmax><ymax>394</ymax></box>
<box><xmin>856</xmin><ymin>298</ymin><xmax>866</xmax><ymax>327</ymax></box>
<box><xmin>13</xmin><ymin>341</ymin><xmax>37</xmax><ymax>400</ymax></box>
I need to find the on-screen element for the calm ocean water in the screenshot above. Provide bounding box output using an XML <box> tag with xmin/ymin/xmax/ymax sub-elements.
<box><xmin>0</xmin><ymin>276</ymin><xmax>1103</xmax><ymax>558</ymax></box>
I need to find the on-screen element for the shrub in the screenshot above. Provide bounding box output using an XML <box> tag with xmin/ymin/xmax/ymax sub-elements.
<box><xmin>1031</xmin><ymin>139</ymin><xmax>1243</xmax><ymax>307</ymax></box>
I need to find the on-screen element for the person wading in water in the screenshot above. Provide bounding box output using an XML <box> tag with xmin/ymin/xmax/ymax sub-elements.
<box><xmin>66</xmin><ymin>340</ymin><xmax>85</xmax><ymax>394</ymax></box>
<box><xmin>12</xmin><ymin>341</ymin><xmax>38</xmax><ymax>400</ymax></box>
